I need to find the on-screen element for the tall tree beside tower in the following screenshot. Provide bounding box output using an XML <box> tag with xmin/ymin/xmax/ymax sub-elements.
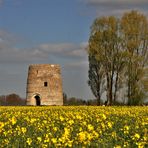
<box><xmin>121</xmin><ymin>11</ymin><xmax>148</xmax><ymax>105</ymax></box>
<box><xmin>88</xmin><ymin>10</ymin><xmax>148</xmax><ymax>105</ymax></box>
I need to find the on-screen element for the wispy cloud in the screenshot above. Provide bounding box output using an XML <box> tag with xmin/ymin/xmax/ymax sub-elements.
<box><xmin>81</xmin><ymin>0</ymin><xmax>148</xmax><ymax>16</ymax></box>
<box><xmin>0</xmin><ymin>30</ymin><xmax>18</xmax><ymax>50</ymax></box>
<box><xmin>0</xmin><ymin>29</ymin><xmax>88</xmax><ymax>66</ymax></box>
<box><xmin>64</xmin><ymin>60</ymin><xmax>88</xmax><ymax>70</ymax></box>
<box><xmin>38</xmin><ymin>42</ymin><xmax>87</xmax><ymax>58</ymax></box>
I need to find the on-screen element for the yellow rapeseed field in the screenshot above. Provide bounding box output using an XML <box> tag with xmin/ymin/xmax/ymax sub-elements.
<box><xmin>0</xmin><ymin>106</ymin><xmax>147</xmax><ymax>147</ymax></box>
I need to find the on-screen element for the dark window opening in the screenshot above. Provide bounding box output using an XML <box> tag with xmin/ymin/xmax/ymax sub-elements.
<box><xmin>44</xmin><ymin>82</ymin><xmax>48</xmax><ymax>87</ymax></box>
<box><xmin>35</xmin><ymin>95</ymin><xmax>41</xmax><ymax>106</ymax></box>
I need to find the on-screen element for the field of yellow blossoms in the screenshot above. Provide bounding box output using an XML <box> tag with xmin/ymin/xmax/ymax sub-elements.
<box><xmin>0</xmin><ymin>106</ymin><xmax>147</xmax><ymax>148</ymax></box>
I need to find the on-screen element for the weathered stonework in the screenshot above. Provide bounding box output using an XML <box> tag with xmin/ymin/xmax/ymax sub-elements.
<box><xmin>26</xmin><ymin>64</ymin><xmax>63</xmax><ymax>106</ymax></box>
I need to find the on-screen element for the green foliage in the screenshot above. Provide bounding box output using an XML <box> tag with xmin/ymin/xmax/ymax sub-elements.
<box><xmin>88</xmin><ymin>55</ymin><xmax>104</xmax><ymax>105</ymax></box>
<box><xmin>121</xmin><ymin>11</ymin><xmax>148</xmax><ymax>105</ymax></box>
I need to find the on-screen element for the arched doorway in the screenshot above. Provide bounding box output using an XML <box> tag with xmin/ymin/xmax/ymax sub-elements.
<box><xmin>34</xmin><ymin>95</ymin><xmax>41</xmax><ymax>106</ymax></box>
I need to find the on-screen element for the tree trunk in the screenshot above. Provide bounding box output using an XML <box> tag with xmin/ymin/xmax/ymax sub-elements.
<box><xmin>106</xmin><ymin>73</ymin><xmax>110</xmax><ymax>105</ymax></box>
<box><xmin>114</xmin><ymin>72</ymin><xmax>119</xmax><ymax>103</ymax></box>
<box><xmin>97</xmin><ymin>92</ymin><xmax>101</xmax><ymax>106</ymax></box>
<box><xmin>109</xmin><ymin>81</ymin><xmax>113</xmax><ymax>106</ymax></box>
<box><xmin>96</xmin><ymin>79</ymin><xmax>101</xmax><ymax>106</ymax></box>
<box><xmin>127</xmin><ymin>78</ymin><xmax>131</xmax><ymax>105</ymax></box>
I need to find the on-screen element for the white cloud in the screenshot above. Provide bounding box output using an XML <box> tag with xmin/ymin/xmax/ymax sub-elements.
<box><xmin>38</xmin><ymin>43</ymin><xmax>76</xmax><ymax>57</ymax></box>
<box><xmin>0</xmin><ymin>30</ymin><xmax>18</xmax><ymax>50</ymax></box>
<box><xmin>0</xmin><ymin>30</ymin><xmax>88</xmax><ymax>63</ymax></box>
<box><xmin>35</xmin><ymin>42</ymin><xmax>87</xmax><ymax>59</ymax></box>
<box><xmin>64</xmin><ymin>60</ymin><xmax>88</xmax><ymax>70</ymax></box>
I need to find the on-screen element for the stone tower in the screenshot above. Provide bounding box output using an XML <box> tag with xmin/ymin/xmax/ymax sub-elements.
<box><xmin>26</xmin><ymin>64</ymin><xmax>63</xmax><ymax>106</ymax></box>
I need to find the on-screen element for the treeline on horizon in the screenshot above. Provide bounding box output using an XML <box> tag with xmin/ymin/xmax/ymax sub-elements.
<box><xmin>0</xmin><ymin>93</ymin><xmax>104</xmax><ymax>106</ymax></box>
<box><xmin>0</xmin><ymin>93</ymin><xmax>147</xmax><ymax>106</ymax></box>
<box><xmin>0</xmin><ymin>94</ymin><xmax>25</xmax><ymax>106</ymax></box>
<box><xmin>0</xmin><ymin>93</ymin><xmax>102</xmax><ymax>106</ymax></box>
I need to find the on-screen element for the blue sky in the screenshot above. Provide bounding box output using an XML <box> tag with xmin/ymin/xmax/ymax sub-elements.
<box><xmin>0</xmin><ymin>0</ymin><xmax>91</xmax><ymax>44</ymax></box>
<box><xmin>0</xmin><ymin>0</ymin><xmax>147</xmax><ymax>99</ymax></box>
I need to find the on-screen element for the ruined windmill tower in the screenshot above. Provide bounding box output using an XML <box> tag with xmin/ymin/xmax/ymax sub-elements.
<box><xmin>26</xmin><ymin>64</ymin><xmax>63</xmax><ymax>106</ymax></box>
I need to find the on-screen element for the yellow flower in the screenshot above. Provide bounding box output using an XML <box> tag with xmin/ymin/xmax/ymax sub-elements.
<box><xmin>124</xmin><ymin>125</ymin><xmax>129</xmax><ymax>134</ymax></box>
<box><xmin>78</xmin><ymin>131</ymin><xmax>86</xmax><ymax>142</ymax></box>
<box><xmin>93</xmin><ymin>131</ymin><xmax>99</xmax><ymax>138</ymax></box>
<box><xmin>101</xmin><ymin>123</ymin><xmax>105</xmax><ymax>129</ymax></box>
<box><xmin>53</xmin><ymin>127</ymin><xmax>58</xmax><ymax>131</ymax></box>
<box><xmin>87</xmin><ymin>124</ymin><xmax>94</xmax><ymax>131</ymax></box>
<box><xmin>26</xmin><ymin>138</ymin><xmax>32</xmax><ymax>145</ymax></box>
<box><xmin>102</xmin><ymin>114</ymin><xmax>107</xmax><ymax>120</ymax></box>
<box><xmin>21</xmin><ymin>127</ymin><xmax>27</xmax><ymax>134</ymax></box>
<box><xmin>138</xmin><ymin>142</ymin><xmax>145</xmax><ymax>148</ymax></box>
<box><xmin>87</xmin><ymin>133</ymin><xmax>93</xmax><ymax>140</ymax></box>
<box><xmin>37</xmin><ymin>137</ymin><xmax>42</xmax><ymax>142</ymax></box>
<box><xmin>82</xmin><ymin>121</ymin><xmax>87</xmax><ymax>125</ymax></box>
<box><xmin>64</xmin><ymin>127</ymin><xmax>70</xmax><ymax>136</ymax></box>
<box><xmin>3</xmin><ymin>139</ymin><xmax>9</xmax><ymax>145</ymax></box>
<box><xmin>11</xmin><ymin>117</ymin><xmax>17</xmax><ymax>125</ymax></box>
<box><xmin>107</xmin><ymin>122</ymin><xmax>112</xmax><ymax>128</ymax></box>
<box><xmin>51</xmin><ymin>138</ymin><xmax>57</xmax><ymax>144</ymax></box>
<box><xmin>0</xmin><ymin>122</ymin><xmax>4</xmax><ymax>129</ymax></box>
<box><xmin>43</xmin><ymin>120</ymin><xmax>47</xmax><ymax>124</ymax></box>
<box><xmin>30</xmin><ymin>118</ymin><xmax>36</xmax><ymax>123</ymax></box>
<box><xmin>0</xmin><ymin>122</ymin><xmax>4</xmax><ymax>133</ymax></box>
<box><xmin>124</xmin><ymin>125</ymin><xmax>129</xmax><ymax>131</ymax></box>
<box><xmin>134</xmin><ymin>133</ymin><xmax>140</xmax><ymax>139</ymax></box>
<box><xmin>76</xmin><ymin>115</ymin><xmax>82</xmax><ymax>120</ymax></box>
<box><xmin>123</xmin><ymin>142</ymin><xmax>129</xmax><ymax>147</ymax></box>
<box><xmin>79</xmin><ymin>127</ymin><xmax>82</xmax><ymax>132</ymax></box>
<box><xmin>60</xmin><ymin>116</ymin><xmax>64</xmax><ymax>121</ymax></box>
<box><xmin>68</xmin><ymin>120</ymin><xmax>74</xmax><ymax>125</ymax></box>
<box><xmin>41</xmin><ymin>144</ymin><xmax>48</xmax><ymax>148</ymax></box>
<box><xmin>66</xmin><ymin>140</ymin><xmax>73</xmax><ymax>147</ymax></box>
<box><xmin>44</xmin><ymin>134</ymin><xmax>50</xmax><ymax>143</ymax></box>
<box><xmin>44</xmin><ymin>138</ymin><xmax>49</xmax><ymax>143</ymax></box>
<box><xmin>112</xmin><ymin>131</ymin><xmax>117</xmax><ymax>138</ymax></box>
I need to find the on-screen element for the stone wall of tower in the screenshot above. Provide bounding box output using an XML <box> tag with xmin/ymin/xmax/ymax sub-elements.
<box><xmin>26</xmin><ymin>64</ymin><xmax>63</xmax><ymax>105</ymax></box>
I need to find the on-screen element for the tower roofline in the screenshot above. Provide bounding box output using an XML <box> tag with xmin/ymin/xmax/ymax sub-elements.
<box><xmin>29</xmin><ymin>64</ymin><xmax>60</xmax><ymax>67</ymax></box>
